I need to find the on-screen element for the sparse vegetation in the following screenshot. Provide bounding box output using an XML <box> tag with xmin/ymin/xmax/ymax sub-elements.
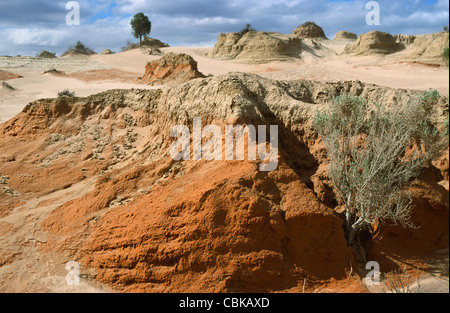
<box><xmin>58</xmin><ymin>89</ymin><xmax>76</xmax><ymax>98</ymax></box>
<box><xmin>121</xmin><ymin>40</ymin><xmax>140</xmax><ymax>52</ymax></box>
<box><xmin>301</xmin><ymin>21</ymin><xmax>317</xmax><ymax>27</ymax></box>
<box><xmin>314</xmin><ymin>91</ymin><xmax>448</xmax><ymax>254</ymax></box>
<box><xmin>130</xmin><ymin>12</ymin><xmax>152</xmax><ymax>44</ymax></box>
<box><xmin>62</xmin><ymin>41</ymin><xmax>95</xmax><ymax>56</ymax></box>
<box><xmin>442</xmin><ymin>47</ymin><xmax>449</xmax><ymax>64</ymax></box>
<box><xmin>36</xmin><ymin>50</ymin><xmax>57</xmax><ymax>58</ymax></box>
<box><xmin>121</xmin><ymin>38</ymin><xmax>167</xmax><ymax>52</ymax></box>
<box><xmin>239</xmin><ymin>23</ymin><xmax>256</xmax><ymax>35</ymax></box>
<box><xmin>444</xmin><ymin>26</ymin><xmax>448</xmax><ymax>32</ymax></box>
<box><xmin>381</xmin><ymin>267</ymin><xmax>424</xmax><ymax>293</ymax></box>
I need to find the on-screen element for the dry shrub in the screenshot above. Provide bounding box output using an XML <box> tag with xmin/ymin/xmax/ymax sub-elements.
<box><xmin>314</xmin><ymin>90</ymin><xmax>448</xmax><ymax>252</ymax></box>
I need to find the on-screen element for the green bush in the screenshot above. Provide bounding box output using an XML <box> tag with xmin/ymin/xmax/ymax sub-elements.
<box><xmin>58</xmin><ymin>89</ymin><xmax>76</xmax><ymax>98</ymax></box>
<box><xmin>62</xmin><ymin>41</ymin><xmax>95</xmax><ymax>56</ymax></box>
<box><xmin>442</xmin><ymin>47</ymin><xmax>449</xmax><ymax>61</ymax></box>
<box><xmin>314</xmin><ymin>91</ymin><xmax>448</xmax><ymax>253</ymax></box>
<box><xmin>301</xmin><ymin>21</ymin><xmax>317</xmax><ymax>27</ymax></box>
<box><xmin>239</xmin><ymin>24</ymin><xmax>255</xmax><ymax>36</ymax></box>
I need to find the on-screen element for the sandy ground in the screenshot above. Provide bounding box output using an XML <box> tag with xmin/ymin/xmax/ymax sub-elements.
<box><xmin>0</xmin><ymin>41</ymin><xmax>449</xmax><ymax>293</ymax></box>
<box><xmin>1</xmin><ymin>42</ymin><xmax>449</xmax><ymax>123</ymax></box>
<box><xmin>363</xmin><ymin>247</ymin><xmax>449</xmax><ymax>293</ymax></box>
<box><xmin>0</xmin><ymin>177</ymin><xmax>114</xmax><ymax>292</ymax></box>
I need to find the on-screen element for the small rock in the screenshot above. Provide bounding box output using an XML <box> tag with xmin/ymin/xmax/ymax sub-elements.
<box><xmin>0</xmin><ymin>175</ymin><xmax>10</xmax><ymax>184</ymax></box>
<box><xmin>2</xmin><ymin>81</ymin><xmax>15</xmax><ymax>90</ymax></box>
<box><xmin>3</xmin><ymin>186</ymin><xmax>19</xmax><ymax>197</ymax></box>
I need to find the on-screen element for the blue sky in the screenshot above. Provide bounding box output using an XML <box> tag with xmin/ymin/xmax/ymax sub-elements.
<box><xmin>0</xmin><ymin>0</ymin><xmax>448</xmax><ymax>56</ymax></box>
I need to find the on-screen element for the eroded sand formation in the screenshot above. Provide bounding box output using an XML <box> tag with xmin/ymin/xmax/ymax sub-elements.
<box><xmin>0</xmin><ymin>72</ymin><xmax>448</xmax><ymax>292</ymax></box>
<box><xmin>0</xmin><ymin>26</ymin><xmax>449</xmax><ymax>293</ymax></box>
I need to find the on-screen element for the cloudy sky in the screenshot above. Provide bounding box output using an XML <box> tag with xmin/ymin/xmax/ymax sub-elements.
<box><xmin>0</xmin><ymin>0</ymin><xmax>448</xmax><ymax>56</ymax></box>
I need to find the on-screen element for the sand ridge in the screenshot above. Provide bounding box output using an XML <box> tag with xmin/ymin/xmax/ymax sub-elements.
<box><xmin>1</xmin><ymin>40</ymin><xmax>448</xmax><ymax>124</ymax></box>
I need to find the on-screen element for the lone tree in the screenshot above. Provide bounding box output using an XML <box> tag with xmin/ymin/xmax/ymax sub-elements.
<box><xmin>314</xmin><ymin>91</ymin><xmax>448</xmax><ymax>258</ymax></box>
<box><xmin>130</xmin><ymin>12</ymin><xmax>151</xmax><ymax>44</ymax></box>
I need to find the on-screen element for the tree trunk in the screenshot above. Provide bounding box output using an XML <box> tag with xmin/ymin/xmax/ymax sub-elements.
<box><xmin>347</xmin><ymin>226</ymin><xmax>355</xmax><ymax>246</ymax></box>
<box><xmin>346</xmin><ymin>217</ymin><xmax>363</xmax><ymax>246</ymax></box>
<box><xmin>346</xmin><ymin>218</ymin><xmax>368</xmax><ymax>262</ymax></box>
<box><xmin>344</xmin><ymin>201</ymin><xmax>354</xmax><ymax>245</ymax></box>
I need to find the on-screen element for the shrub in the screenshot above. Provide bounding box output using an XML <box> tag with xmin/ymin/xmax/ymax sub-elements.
<box><xmin>314</xmin><ymin>91</ymin><xmax>448</xmax><ymax>253</ymax></box>
<box><xmin>301</xmin><ymin>21</ymin><xmax>316</xmax><ymax>27</ymax></box>
<box><xmin>121</xmin><ymin>40</ymin><xmax>140</xmax><ymax>52</ymax></box>
<box><xmin>36</xmin><ymin>50</ymin><xmax>57</xmax><ymax>58</ymax></box>
<box><xmin>239</xmin><ymin>24</ymin><xmax>255</xmax><ymax>36</ymax></box>
<box><xmin>381</xmin><ymin>267</ymin><xmax>424</xmax><ymax>293</ymax></box>
<box><xmin>62</xmin><ymin>41</ymin><xmax>95</xmax><ymax>56</ymax></box>
<box><xmin>442</xmin><ymin>47</ymin><xmax>449</xmax><ymax>62</ymax></box>
<box><xmin>58</xmin><ymin>89</ymin><xmax>76</xmax><ymax>98</ymax></box>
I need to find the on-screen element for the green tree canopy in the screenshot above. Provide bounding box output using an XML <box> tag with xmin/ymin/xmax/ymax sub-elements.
<box><xmin>130</xmin><ymin>12</ymin><xmax>151</xmax><ymax>44</ymax></box>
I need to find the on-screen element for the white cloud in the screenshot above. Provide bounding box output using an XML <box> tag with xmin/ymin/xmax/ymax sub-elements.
<box><xmin>6</xmin><ymin>28</ymin><xmax>68</xmax><ymax>46</ymax></box>
<box><xmin>112</xmin><ymin>0</ymin><xmax>148</xmax><ymax>15</ymax></box>
<box><xmin>0</xmin><ymin>0</ymin><xmax>448</xmax><ymax>56</ymax></box>
<box><xmin>435</xmin><ymin>0</ymin><xmax>450</xmax><ymax>10</ymax></box>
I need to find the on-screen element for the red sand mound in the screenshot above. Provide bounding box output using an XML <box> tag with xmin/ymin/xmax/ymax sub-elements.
<box><xmin>0</xmin><ymin>70</ymin><xmax>22</xmax><ymax>81</ymax></box>
<box><xmin>137</xmin><ymin>52</ymin><xmax>205</xmax><ymax>85</ymax></box>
